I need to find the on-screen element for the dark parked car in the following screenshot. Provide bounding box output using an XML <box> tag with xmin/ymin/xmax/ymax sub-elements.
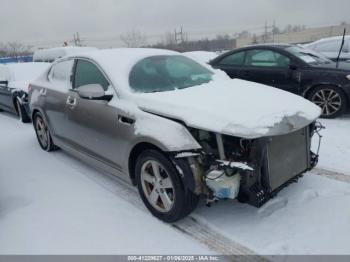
<box><xmin>0</xmin><ymin>63</ymin><xmax>50</xmax><ymax>122</ymax></box>
<box><xmin>210</xmin><ymin>44</ymin><xmax>350</xmax><ymax>118</ymax></box>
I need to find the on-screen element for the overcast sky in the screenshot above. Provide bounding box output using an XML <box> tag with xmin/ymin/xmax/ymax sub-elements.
<box><xmin>1</xmin><ymin>0</ymin><xmax>349</xmax><ymax>48</ymax></box>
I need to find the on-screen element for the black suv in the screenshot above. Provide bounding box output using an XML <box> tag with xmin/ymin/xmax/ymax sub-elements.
<box><xmin>210</xmin><ymin>44</ymin><xmax>350</xmax><ymax>118</ymax></box>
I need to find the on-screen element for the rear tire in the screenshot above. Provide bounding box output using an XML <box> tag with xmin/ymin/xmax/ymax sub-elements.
<box><xmin>135</xmin><ymin>149</ymin><xmax>199</xmax><ymax>223</ymax></box>
<box><xmin>16</xmin><ymin>98</ymin><xmax>31</xmax><ymax>123</ymax></box>
<box><xmin>308</xmin><ymin>86</ymin><xmax>347</xmax><ymax>119</ymax></box>
<box><xmin>33</xmin><ymin>112</ymin><xmax>58</xmax><ymax>152</ymax></box>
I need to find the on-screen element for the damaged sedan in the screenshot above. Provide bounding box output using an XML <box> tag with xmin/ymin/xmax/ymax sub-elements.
<box><xmin>28</xmin><ymin>48</ymin><xmax>322</xmax><ymax>222</ymax></box>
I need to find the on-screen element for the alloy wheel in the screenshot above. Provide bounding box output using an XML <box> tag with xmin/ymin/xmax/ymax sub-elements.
<box><xmin>35</xmin><ymin>117</ymin><xmax>49</xmax><ymax>148</ymax></box>
<box><xmin>140</xmin><ymin>160</ymin><xmax>175</xmax><ymax>213</ymax></box>
<box><xmin>311</xmin><ymin>89</ymin><xmax>342</xmax><ymax>117</ymax></box>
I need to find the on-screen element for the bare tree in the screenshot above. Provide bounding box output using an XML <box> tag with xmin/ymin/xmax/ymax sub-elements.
<box><xmin>120</xmin><ymin>30</ymin><xmax>147</xmax><ymax>48</ymax></box>
<box><xmin>162</xmin><ymin>32</ymin><xmax>177</xmax><ymax>46</ymax></box>
<box><xmin>4</xmin><ymin>42</ymin><xmax>33</xmax><ymax>61</ymax></box>
<box><xmin>0</xmin><ymin>43</ymin><xmax>7</xmax><ymax>57</ymax></box>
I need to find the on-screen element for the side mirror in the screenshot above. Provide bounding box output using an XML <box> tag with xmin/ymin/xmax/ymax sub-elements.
<box><xmin>0</xmin><ymin>80</ymin><xmax>9</xmax><ymax>87</ymax></box>
<box><xmin>77</xmin><ymin>84</ymin><xmax>112</xmax><ymax>100</ymax></box>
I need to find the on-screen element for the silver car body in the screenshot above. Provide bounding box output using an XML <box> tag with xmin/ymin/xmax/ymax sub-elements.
<box><xmin>29</xmin><ymin>48</ymin><xmax>321</xmax><ymax>207</ymax></box>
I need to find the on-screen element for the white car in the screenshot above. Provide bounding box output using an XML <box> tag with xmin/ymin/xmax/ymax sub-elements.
<box><xmin>29</xmin><ymin>48</ymin><xmax>321</xmax><ymax>222</ymax></box>
<box><xmin>304</xmin><ymin>35</ymin><xmax>350</xmax><ymax>61</ymax></box>
<box><xmin>0</xmin><ymin>62</ymin><xmax>50</xmax><ymax>122</ymax></box>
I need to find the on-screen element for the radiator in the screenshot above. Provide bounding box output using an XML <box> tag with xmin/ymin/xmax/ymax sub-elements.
<box><xmin>267</xmin><ymin>127</ymin><xmax>310</xmax><ymax>191</ymax></box>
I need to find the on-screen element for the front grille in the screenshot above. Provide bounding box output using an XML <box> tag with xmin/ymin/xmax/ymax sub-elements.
<box><xmin>267</xmin><ymin>127</ymin><xmax>310</xmax><ymax>191</ymax></box>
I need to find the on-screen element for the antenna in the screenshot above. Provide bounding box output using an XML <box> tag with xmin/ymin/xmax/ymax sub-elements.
<box><xmin>336</xmin><ymin>28</ymin><xmax>346</xmax><ymax>68</ymax></box>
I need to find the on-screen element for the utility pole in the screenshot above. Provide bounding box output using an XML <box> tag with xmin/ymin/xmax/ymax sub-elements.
<box><xmin>73</xmin><ymin>32</ymin><xmax>83</xmax><ymax>46</ymax></box>
<box><xmin>272</xmin><ymin>20</ymin><xmax>276</xmax><ymax>43</ymax></box>
<box><xmin>264</xmin><ymin>21</ymin><xmax>268</xmax><ymax>43</ymax></box>
<box><xmin>174</xmin><ymin>27</ymin><xmax>185</xmax><ymax>44</ymax></box>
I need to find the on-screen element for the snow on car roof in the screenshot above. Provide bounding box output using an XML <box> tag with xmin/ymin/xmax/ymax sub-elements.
<box><xmin>6</xmin><ymin>62</ymin><xmax>51</xmax><ymax>82</ymax></box>
<box><xmin>33</xmin><ymin>46</ymin><xmax>98</xmax><ymax>62</ymax></box>
<box><xmin>183</xmin><ymin>51</ymin><xmax>218</xmax><ymax>64</ymax></box>
<box><xmin>70</xmin><ymin>48</ymin><xmax>180</xmax><ymax>95</ymax></box>
<box><xmin>0</xmin><ymin>64</ymin><xmax>12</xmax><ymax>81</ymax></box>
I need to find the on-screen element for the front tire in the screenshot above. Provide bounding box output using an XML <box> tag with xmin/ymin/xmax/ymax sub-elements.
<box><xmin>135</xmin><ymin>150</ymin><xmax>199</xmax><ymax>223</ymax></box>
<box><xmin>309</xmin><ymin>86</ymin><xmax>347</xmax><ymax>119</ymax></box>
<box><xmin>33</xmin><ymin>112</ymin><xmax>57</xmax><ymax>152</ymax></box>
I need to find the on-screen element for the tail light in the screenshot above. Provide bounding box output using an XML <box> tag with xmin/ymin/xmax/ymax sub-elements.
<box><xmin>28</xmin><ymin>84</ymin><xmax>32</xmax><ymax>93</ymax></box>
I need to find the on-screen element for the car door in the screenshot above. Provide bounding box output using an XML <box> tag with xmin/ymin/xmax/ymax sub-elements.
<box><xmin>212</xmin><ymin>51</ymin><xmax>249</xmax><ymax>79</ymax></box>
<box><xmin>65</xmin><ymin>59</ymin><xmax>127</xmax><ymax>171</ymax></box>
<box><xmin>0</xmin><ymin>83</ymin><xmax>14</xmax><ymax>111</ymax></box>
<box><xmin>0</xmin><ymin>66</ymin><xmax>15</xmax><ymax>111</ymax></box>
<box><xmin>44</xmin><ymin>59</ymin><xmax>75</xmax><ymax>140</ymax></box>
<box><xmin>243</xmin><ymin>49</ymin><xmax>301</xmax><ymax>94</ymax></box>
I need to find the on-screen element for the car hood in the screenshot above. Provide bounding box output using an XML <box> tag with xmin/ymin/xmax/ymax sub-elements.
<box><xmin>312</xmin><ymin>61</ymin><xmax>350</xmax><ymax>72</ymax></box>
<box><xmin>132</xmin><ymin>78</ymin><xmax>321</xmax><ymax>139</ymax></box>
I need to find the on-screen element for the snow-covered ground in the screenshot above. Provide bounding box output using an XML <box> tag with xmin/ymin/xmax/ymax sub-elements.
<box><xmin>315</xmin><ymin>113</ymin><xmax>350</xmax><ymax>176</ymax></box>
<box><xmin>1</xmin><ymin>112</ymin><xmax>350</xmax><ymax>255</ymax></box>
<box><xmin>0</xmin><ymin>113</ymin><xmax>210</xmax><ymax>255</ymax></box>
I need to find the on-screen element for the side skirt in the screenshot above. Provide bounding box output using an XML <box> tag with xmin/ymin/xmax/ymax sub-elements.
<box><xmin>53</xmin><ymin>136</ymin><xmax>133</xmax><ymax>185</ymax></box>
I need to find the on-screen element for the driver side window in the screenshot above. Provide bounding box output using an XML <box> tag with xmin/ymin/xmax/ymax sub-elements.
<box><xmin>220</xmin><ymin>51</ymin><xmax>246</xmax><ymax>65</ymax></box>
<box><xmin>73</xmin><ymin>60</ymin><xmax>110</xmax><ymax>91</ymax></box>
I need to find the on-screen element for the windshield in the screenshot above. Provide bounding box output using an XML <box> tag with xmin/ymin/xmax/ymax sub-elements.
<box><xmin>286</xmin><ymin>46</ymin><xmax>332</xmax><ymax>65</ymax></box>
<box><xmin>129</xmin><ymin>55</ymin><xmax>213</xmax><ymax>93</ymax></box>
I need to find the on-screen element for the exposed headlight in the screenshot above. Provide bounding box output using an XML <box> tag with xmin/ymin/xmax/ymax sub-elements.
<box><xmin>347</xmin><ymin>75</ymin><xmax>350</xmax><ymax>80</ymax></box>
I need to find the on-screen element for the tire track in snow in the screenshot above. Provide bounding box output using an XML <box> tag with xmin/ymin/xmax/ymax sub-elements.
<box><xmin>52</xmin><ymin>151</ymin><xmax>268</xmax><ymax>260</ymax></box>
<box><xmin>311</xmin><ymin>168</ymin><xmax>350</xmax><ymax>183</ymax></box>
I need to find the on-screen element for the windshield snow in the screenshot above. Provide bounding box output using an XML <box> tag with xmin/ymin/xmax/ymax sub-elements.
<box><xmin>129</xmin><ymin>55</ymin><xmax>213</xmax><ymax>93</ymax></box>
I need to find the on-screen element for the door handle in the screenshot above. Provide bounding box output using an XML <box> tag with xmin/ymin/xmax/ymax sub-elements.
<box><xmin>118</xmin><ymin>115</ymin><xmax>135</xmax><ymax>125</ymax></box>
<box><xmin>66</xmin><ymin>96</ymin><xmax>77</xmax><ymax>107</ymax></box>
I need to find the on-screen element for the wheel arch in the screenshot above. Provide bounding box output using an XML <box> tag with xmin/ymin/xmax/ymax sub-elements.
<box><xmin>127</xmin><ymin>141</ymin><xmax>198</xmax><ymax>194</ymax></box>
<box><xmin>303</xmin><ymin>83</ymin><xmax>349</xmax><ymax>107</ymax></box>
<box><xmin>128</xmin><ymin>142</ymin><xmax>164</xmax><ymax>185</ymax></box>
<box><xmin>11</xmin><ymin>91</ymin><xmax>24</xmax><ymax>114</ymax></box>
<box><xmin>31</xmin><ymin>107</ymin><xmax>53</xmax><ymax>132</ymax></box>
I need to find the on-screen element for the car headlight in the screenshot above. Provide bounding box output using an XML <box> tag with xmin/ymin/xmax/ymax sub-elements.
<box><xmin>347</xmin><ymin>75</ymin><xmax>350</xmax><ymax>81</ymax></box>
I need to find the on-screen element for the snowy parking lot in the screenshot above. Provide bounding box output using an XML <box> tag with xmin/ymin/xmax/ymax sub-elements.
<box><xmin>1</xmin><ymin>112</ymin><xmax>350</xmax><ymax>256</ymax></box>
